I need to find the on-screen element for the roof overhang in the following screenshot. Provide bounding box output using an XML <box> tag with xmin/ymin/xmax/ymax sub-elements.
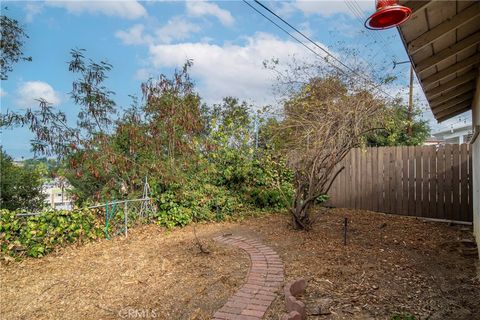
<box><xmin>397</xmin><ymin>0</ymin><xmax>480</xmax><ymax>122</ymax></box>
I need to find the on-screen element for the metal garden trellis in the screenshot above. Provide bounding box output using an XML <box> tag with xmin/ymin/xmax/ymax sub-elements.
<box><xmin>88</xmin><ymin>197</ymin><xmax>155</xmax><ymax>239</ymax></box>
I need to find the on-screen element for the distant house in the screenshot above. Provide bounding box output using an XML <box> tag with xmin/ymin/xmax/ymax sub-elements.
<box><xmin>432</xmin><ymin>123</ymin><xmax>474</xmax><ymax>144</ymax></box>
<box><xmin>423</xmin><ymin>136</ymin><xmax>445</xmax><ymax>146</ymax></box>
<box><xmin>43</xmin><ymin>178</ymin><xmax>73</xmax><ymax>210</ymax></box>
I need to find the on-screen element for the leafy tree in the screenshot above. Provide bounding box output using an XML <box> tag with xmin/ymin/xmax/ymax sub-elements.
<box><xmin>0</xmin><ymin>149</ymin><xmax>45</xmax><ymax>211</ymax></box>
<box><xmin>69</xmin><ymin>48</ymin><xmax>116</xmax><ymax>135</ymax></box>
<box><xmin>1</xmin><ymin>99</ymin><xmax>76</xmax><ymax>156</ymax></box>
<box><xmin>365</xmin><ymin>99</ymin><xmax>430</xmax><ymax>146</ymax></box>
<box><xmin>141</xmin><ymin>60</ymin><xmax>203</xmax><ymax>163</ymax></box>
<box><xmin>269</xmin><ymin>60</ymin><xmax>388</xmax><ymax>230</ymax></box>
<box><xmin>21</xmin><ymin>157</ymin><xmax>62</xmax><ymax>180</ymax></box>
<box><xmin>0</xmin><ymin>9</ymin><xmax>32</xmax><ymax>80</ymax></box>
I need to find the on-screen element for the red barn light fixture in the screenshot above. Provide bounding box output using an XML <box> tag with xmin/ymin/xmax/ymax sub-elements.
<box><xmin>365</xmin><ymin>0</ymin><xmax>412</xmax><ymax>30</ymax></box>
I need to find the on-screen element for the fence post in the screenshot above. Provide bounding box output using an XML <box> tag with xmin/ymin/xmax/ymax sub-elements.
<box><xmin>124</xmin><ymin>201</ymin><xmax>128</xmax><ymax>238</ymax></box>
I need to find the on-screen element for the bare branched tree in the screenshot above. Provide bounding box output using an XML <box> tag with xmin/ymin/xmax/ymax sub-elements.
<box><xmin>269</xmin><ymin>60</ymin><xmax>388</xmax><ymax>230</ymax></box>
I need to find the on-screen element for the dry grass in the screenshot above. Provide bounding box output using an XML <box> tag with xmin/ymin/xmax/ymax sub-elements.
<box><xmin>0</xmin><ymin>223</ymin><xmax>249</xmax><ymax>320</ymax></box>
<box><xmin>1</xmin><ymin>209</ymin><xmax>479</xmax><ymax>320</ymax></box>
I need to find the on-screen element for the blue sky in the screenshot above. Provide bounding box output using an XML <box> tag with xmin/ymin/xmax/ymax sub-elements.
<box><xmin>0</xmin><ymin>0</ymin><xmax>472</xmax><ymax>159</ymax></box>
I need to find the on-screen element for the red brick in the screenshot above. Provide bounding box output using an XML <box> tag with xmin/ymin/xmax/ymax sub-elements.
<box><xmin>241</xmin><ymin>309</ymin><xmax>264</xmax><ymax>317</ymax></box>
<box><xmin>220</xmin><ymin>306</ymin><xmax>243</xmax><ymax>314</ymax></box>
<box><xmin>235</xmin><ymin>291</ymin><xmax>254</xmax><ymax>298</ymax></box>
<box><xmin>246</xmin><ymin>304</ymin><xmax>269</xmax><ymax>312</ymax></box>
<box><xmin>257</xmin><ymin>289</ymin><xmax>277</xmax><ymax>297</ymax></box>
<box><xmin>255</xmin><ymin>292</ymin><xmax>275</xmax><ymax>300</ymax></box>
<box><xmin>244</xmin><ymin>284</ymin><xmax>263</xmax><ymax>290</ymax></box>
<box><xmin>231</xmin><ymin>315</ymin><xmax>260</xmax><ymax>320</ymax></box>
<box><xmin>213</xmin><ymin>311</ymin><xmax>236</xmax><ymax>319</ymax></box>
<box><xmin>225</xmin><ymin>301</ymin><xmax>248</xmax><ymax>309</ymax></box>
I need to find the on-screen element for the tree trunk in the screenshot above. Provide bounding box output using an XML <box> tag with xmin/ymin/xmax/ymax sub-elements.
<box><xmin>291</xmin><ymin>196</ymin><xmax>314</xmax><ymax>230</ymax></box>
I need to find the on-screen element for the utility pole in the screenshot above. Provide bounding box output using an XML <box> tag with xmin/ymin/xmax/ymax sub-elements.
<box><xmin>408</xmin><ymin>64</ymin><xmax>414</xmax><ymax>137</ymax></box>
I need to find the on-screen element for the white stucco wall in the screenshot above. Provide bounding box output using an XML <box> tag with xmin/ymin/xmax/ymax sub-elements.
<box><xmin>472</xmin><ymin>75</ymin><xmax>480</xmax><ymax>258</ymax></box>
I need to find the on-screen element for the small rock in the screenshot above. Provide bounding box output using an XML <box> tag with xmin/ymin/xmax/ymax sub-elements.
<box><xmin>310</xmin><ymin>298</ymin><xmax>333</xmax><ymax>315</ymax></box>
<box><xmin>372</xmin><ymin>285</ymin><xmax>379</xmax><ymax>290</ymax></box>
<box><xmin>310</xmin><ymin>306</ymin><xmax>331</xmax><ymax>316</ymax></box>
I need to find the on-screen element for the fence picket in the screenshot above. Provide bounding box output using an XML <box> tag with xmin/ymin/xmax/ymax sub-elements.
<box><xmin>429</xmin><ymin>146</ymin><xmax>438</xmax><ymax>219</ymax></box>
<box><xmin>467</xmin><ymin>145</ymin><xmax>473</xmax><ymax>221</ymax></box>
<box><xmin>415</xmin><ymin>147</ymin><xmax>423</xmax><ymax>216</ymax></box>
<box><xmin>452</xmin><ymin>144</ymin><xmax>460</xmax><ymax>220</ymax></box>
<box><xmin>394</xmin><ymin>147</ymin><xmax>403</xmax><ymax>215</ymax></box>
<box><xmin>401</xmin><ymin>147</ymin><xmax>409</xmax><ymax>215</ymax></box>
<box><xmin>377</xmin><ymin>148</ymin><xmax>385</xmax><ymax>212</ymax></box>
<box><xmin>372</xmin><ymin>148</ymin><xmax>379</xmax><ymax>212</ymax></box>
<box><xmin>460</xmin><ymin>144</ymin><xmax>468</xmax><ymax>221</ymax></box>
<box><xmin>437</xmin><ymin>145</ymin><xmax>446</xmax><ymax>219</ymax></box>
<box><xmin>422</xmin><ymin>146</ymin><xmax>431</xmax><ymax>217</ymax></box>
<box><xmin>365</xmin><ymin>150</ymin><xmax>374</xmax><ymax>210</ymax></box>
<box><xmin>444</xmin><ymin>144</ymin><xmax>454</xmax><ymax>219</ymax></box>
<box><xmin>385</xmin><ymin>147</ymin><xmax>392</xmax><ymax>213</ymax></box>
<box><xmin>408</xmin><ymin>146</ymin><xmax>416</xmax><ymax>216</ymax></box>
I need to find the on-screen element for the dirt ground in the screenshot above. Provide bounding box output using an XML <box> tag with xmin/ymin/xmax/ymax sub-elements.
<box><xmin>1</xmin><ymin>209</ymin><xmax>479</xmax><ymax>320</ymax></box>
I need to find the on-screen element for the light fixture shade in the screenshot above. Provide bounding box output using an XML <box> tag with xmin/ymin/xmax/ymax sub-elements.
<box><xmin>365</xmin><ymin>0</ymin><xmax>412</xmax><ymax>30</ymax></box>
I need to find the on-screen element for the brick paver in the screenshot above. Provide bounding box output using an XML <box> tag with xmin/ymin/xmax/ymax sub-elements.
<box><xmin>212</xmin><ymin>235</ymin><xmax>284</xmax><ymax>320</ymax></box>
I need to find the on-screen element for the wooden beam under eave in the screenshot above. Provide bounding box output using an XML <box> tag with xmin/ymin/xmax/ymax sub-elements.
<box><xmin>432</xmin><ymin>92</ymin><xmax>473</xmax><ymax>115</ymax></box>
<box><xmin>403</xmin><ymin>0</ymin><xmax>435</xmax><ymax>14</ymax></box>
<box><xmin>437</xmin><ymin>105</ymin><xmax>472</xmax><ymax>122</ymax></box>
<box><xmin>426</xmin><ymin>70</ymin><xmax>478</xmax><ymax>98</ymax></box>
<box><xmin>422</xmin><ymin>54</ymin><xmax>480</xmax><ymax>88</ymax></box>
<box><xmin>429</xmin><ymin>82</ymin><xmax>476</xmax><ymax>107</ymax></box>
<box><xmin>407</xmin><ymin>2</ymin><xmax>480</xmax><ymax>55</ymax></box>
<box><xmin>417</xmin><ymin>32</ymin><xmax>480</xmax><ymax>74</ymax></box>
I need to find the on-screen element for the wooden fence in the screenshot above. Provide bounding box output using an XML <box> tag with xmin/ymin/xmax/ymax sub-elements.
<box><xmin>327</xmin><ymin>144</ymin><xmax>473</xmax><ymax>222</ymax></box>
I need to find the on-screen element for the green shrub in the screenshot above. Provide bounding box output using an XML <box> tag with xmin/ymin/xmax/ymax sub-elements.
<box><xmin>241</xmin><ymin>155</ymin><xmax>293</xmax><ymax>209</ymax></box>
<box><xmin>155</xmin><ymin>191</ymin><xmax>192</xmax><ymax>228</ymax></box>
<box><xmin>152</xmin><ymin>181</ymin><xmax>244</xmax><ymax>228</ymax></box>
<box><xmin>315</xmin><ymin>194</ymin><xmax>330</xmax><ymax>204</ymax></box>
<box><xmin>0</xmin><ymin>208</ymin><xmax>103</xmax><ymax>258</ymax></box>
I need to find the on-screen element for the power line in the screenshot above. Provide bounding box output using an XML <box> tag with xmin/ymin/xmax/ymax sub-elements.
<box><xmin>350</xmin><ymin>0</ymin><xmax>396</xmax><ymax>58</ymax></box>
<box><xmin>343</xmin><ymin>1</ymin><xmax>382</xmax><ymax>75</ymax></box>
<box><xmin>241</xmin><ymin>0</ymin><xmax>363</xmax><ymax>102</ymax></box>
<box><xmin>246</xmin><ymin>0</ymin><xmax>395</xmax><ymax>99</ymax></box>
<box><xmin>241</xmin><ymin>0</ymin><xmax>342</xmax><ymax>70</ymax></box>
<box><xmin>252</xmin><ymin>0</ymin><xmax>359</xmax><ymax>76</ymax></box>
<box><xmin>344</xmin><ymin>0</ymin><xmax>404</xmax><ymax>79</ymax></box>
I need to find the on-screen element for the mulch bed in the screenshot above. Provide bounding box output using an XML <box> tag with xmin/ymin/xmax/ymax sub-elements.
<box><xmin>1</xmin><ymin>208</ymin><xmax>479</xmax><ymax>320</ymax></box>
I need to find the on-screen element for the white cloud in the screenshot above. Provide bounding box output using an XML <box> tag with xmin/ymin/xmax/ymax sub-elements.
<box><xmin>298</xmin><ymin>21</ymin><xmax>313</xmax><ymax>38</ymax></box>
<box><xmin>134</xmin><ymin>68</ymin><xmax>152</xmax><ymax>81</ymax></box>
<box><xmin>155</xmin><ymin>16</ymin><xmax>201</xmax><ymax>44</ymax></box>
<box><xmin>25</xmin><ymin>3</ymin><xmax>43</xmax><ymax>22</ymax></box>
<box><xmin>186</xmin><ymin>1</ymin><xmax>234</xmax><ymax>26</ymax></box>
<box><xmin>0</xmin><ymin>88</ymin><xmax>6</xmax><ymax>98</ymax></box>
<box><xmin>115</xmin><ymin>24</ymin><xmax>151</xmax><ymax>45</ymax></box>
<box><xmin>280</xmin><ymin>0</ymin><xmax>372</xmax><ymax>18</ymax></box>
<box><xmin>116</xmin><ymin>17</ymin><xmax>201</xmax><ymax>45</ymax></box>
<box><xmin>15</xmin><ymin>81</ymin><xmax>61</xmax><ymax>107</ymax></box>
<box><xmin>46</xmin><ymin>0</ymin><xmax>147</xmax><ymax>20</ymax></box>
<box><xmin>146</xmin><ymin>33</ymin><xmax>321</xmax><ymax>104</ymax></box>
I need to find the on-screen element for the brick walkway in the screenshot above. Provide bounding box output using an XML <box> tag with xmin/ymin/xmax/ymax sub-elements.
<box><xmin>212</xmin><ymin>235</ymin><xmax>284</xmax><ymax>320</ymax></box>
